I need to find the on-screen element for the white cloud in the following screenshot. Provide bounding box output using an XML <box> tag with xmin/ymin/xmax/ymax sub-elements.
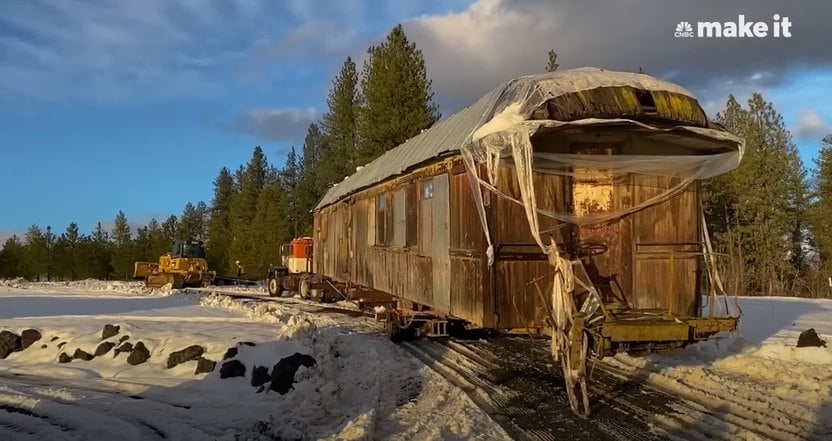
<box><xmin>404</xmin><ymin>0</ymin><xmax>832</xmax><ymax>114</ymax></box>
<box><xmin>235</xmin><ymin>107</ymin><xmax>317</xmax><ymax>141</ymax></box>
<box><xmin>793</xmin><ymin>110</ymin><xmax>829</xmax><ymax>141</ymax></box>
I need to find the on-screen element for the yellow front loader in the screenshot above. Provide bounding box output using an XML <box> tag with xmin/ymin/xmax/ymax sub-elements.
<box><xmin>133</xmin><ymin>240</ymin><xmax>215</xmax><ymax>289</ymax></box>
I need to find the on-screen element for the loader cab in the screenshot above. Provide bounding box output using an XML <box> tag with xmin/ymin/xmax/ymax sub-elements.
<box><xmin>171</xmin><ymin>240</ymin><xmax>207</xmax><ymax>259</ymax></box>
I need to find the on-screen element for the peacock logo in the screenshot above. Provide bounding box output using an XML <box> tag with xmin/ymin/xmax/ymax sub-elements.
<box><xmin>674</xmin><ymin>21</ymin><xmax>694</xmax><ymax>37</ymax></box>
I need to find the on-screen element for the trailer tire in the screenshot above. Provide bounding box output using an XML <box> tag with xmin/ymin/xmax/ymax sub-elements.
<box><xmin>267</xmin><ymin>277</ymin><xmax>283</xmax><ymax>297</ymax></box>
<box><xmin>386</xmin><ymin>319</ymin><xmax>403</xmax><ymax>343</ymax></box>
<box><xmin>299</xmin><ymin>276</ymin><xmax>311</xmax><ymax>300</ymax></box>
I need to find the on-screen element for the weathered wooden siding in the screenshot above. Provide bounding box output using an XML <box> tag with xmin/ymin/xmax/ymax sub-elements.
<box><xmin>489</xmin><ymin>167</ymin><xmax>567</xmax><ymax>329</ymax></box>
<box><xmin>450</xmin><ymin>171</ymin><xmax>490</xmax><ymax>326</ymax></box>
<box><xmin>631</xmin><ymin>176</ymin><xmax>700</xmax><ymax>315</ymax></box>
<box><xmin>312</xmin><ymin>149</ymin><xmax>703</xmax><ymax>330</ymax></box>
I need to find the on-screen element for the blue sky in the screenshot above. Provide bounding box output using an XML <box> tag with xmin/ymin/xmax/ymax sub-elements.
<box><xmin>1</xmin><ymin>0</ymin><xmax>830</xmax><ymax>240</ymax></box>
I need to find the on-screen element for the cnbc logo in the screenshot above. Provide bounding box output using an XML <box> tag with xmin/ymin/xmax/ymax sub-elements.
<box><xmin>674</xmin><ymin>15</ymin><xmax>793</xmax><ymax>38</ymax></box>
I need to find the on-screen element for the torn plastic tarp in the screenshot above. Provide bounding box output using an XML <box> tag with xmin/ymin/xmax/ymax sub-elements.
<box><xmin>453</xmin><ymin>68</ymin><xmax>745</xmax><ymax>364</ymax></box>
<box><xmin>455</xmin><ymin>68</ymin><xmax>745</xmax><ymax>266</ymax></box>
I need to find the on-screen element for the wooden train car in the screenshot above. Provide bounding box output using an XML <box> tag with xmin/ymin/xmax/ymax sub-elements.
<box><xmin>312</xmin><ymin>68</ymin><xmax>744</xmax><ymax>416</ymax></box>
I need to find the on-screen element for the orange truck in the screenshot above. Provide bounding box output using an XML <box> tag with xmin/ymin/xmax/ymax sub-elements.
<box><xmin>266</xmin><ymin>237</ymin><xmax>318</xmax><ymax>298</ymax></box>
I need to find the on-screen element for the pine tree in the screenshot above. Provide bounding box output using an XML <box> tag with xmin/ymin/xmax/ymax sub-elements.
<box><xmin>296</xmin><ymin>122</ymin><xmax>327</xmax><ymax>235</ymax></box>
<box><xmin>357</xmin><ymin>24</ymin><xmax>439</xmax><ymax>165</ymax></box>
<box><xmin>160</xmin><ymin>216</ymin><xmax>179</xmax><ymax>250</ymax></box>
<box><xmin>0</xmin><ymin>236</ymin><xmax>25</xmax><ymax>278</ymax></box>
<box><xmin>321</xmin><ymin>57</ymin><xmax>360</xmax><ymax>183</ymax></box>
<box><xmin>134</xmin><ymin>226</ymin><xmax>153</xmax><ymax>262</ymax></box>
<box><xmin>808</xmin><ymin>135</ymin><xmax>832</xmax><ymax>264</ymax></box>
<box><xmin>147</xmin><ymin>218</ymin><xmax>168</xmax><ymax>260</ymax></box>
<box><xmin>196</xmin><ymin>201</ymin><xmax>209</xmax><ymax>240</ymax></box>
<box><xmin>207</xmin><ymin>167</ymin><xmax>235</xmax><ymax>275</ymax></box>
<box><xmin>53</xmin><ymin>222</ymin><xmax>81</xmax><ymax>280</ymax></box>
<box><xmin>703</xmin><ymin>94</ymin><xmax>808</xmax><ymax>295</ymax></box>
<box><xmin>229</xmin><ymin>147</ymin><xmax>268</xmax><ymax>271</ymax></box>
<box><xmin>44</xmin><ymin>225</ymin><xmax>56</xmax><ymax>281</ymax></box>
<box><xmin>178</xmin><ymin>202</ymin><xmax>202</xmax><ymax>241</ymax></box>
<box><xmin>110</xmin><ymin>211</ymin><xmax>134</xmax><ymax>279</ymax></box>
<box><xmin>91</xmin><ymin>222</ymin><xmax>113</xmax><ymax>279</ymax></box>
<box><xmin>704</xmin><ymin>95</ymin><xmax>746</xmax><ymax>274</ymax></box>
<box><xmin>546</xmin><ymin>49</ymin><xmax>559</xmax><ymax>72</ymax></box>
<box><xmin>24</xmin><ymin>225</ymin><xmax>47</xmax><ymax>280</ymax></box>
<box><xmin>250</xmin><ymin>176</ymin><xmax>289</xmax><ymax>278</ymax></box>
<box><xmin>282</xmin><ymin>147</ymin><xmax>301</xmax><ymax>238</ymax></box>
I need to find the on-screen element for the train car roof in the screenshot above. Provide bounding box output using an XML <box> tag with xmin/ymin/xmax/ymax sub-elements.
<box><xmin>314</xmin><ymin>67</ymin><xmax>737</xmax><ymax>211</ymax></box>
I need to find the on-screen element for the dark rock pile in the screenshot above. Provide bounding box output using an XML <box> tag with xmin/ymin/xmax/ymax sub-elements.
<box><xmin>166</xmin><ymin>345</ymin><xmax>205</xmax><ymax>369</ymax></box>
<box><xmin>127</xmin><ymin>342</ymin><xmax>151</xmax><ymax>365</ymax></box>
<box><xmin>219</xmin><ymin>345</ymin><xmax>317</xmax><ymax>395</ymax></box>
<box><xmin>0</xmin><ymin>323</ymin><xmax>322</xmax><ymax>391</ymax></box>
<box><xmin>797</xmin><ymin>328</ymin><xmax>827</xmax><ymax>348</ymax></box>
<box><xmin>1</xmin><ymin>329</ymin><xmax>42</xmax><ymax>359</ymax></box>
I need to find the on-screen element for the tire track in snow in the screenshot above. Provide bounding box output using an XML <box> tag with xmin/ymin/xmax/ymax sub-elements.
<box><xmin>404</xmin><ymin>335</ymin><xmax>807</xmax><ymax>441</ymax></box>
<box><xmin>0</xmin><ymin>374</ymin><xmax>205</xmax><ymax>441</ymax></box>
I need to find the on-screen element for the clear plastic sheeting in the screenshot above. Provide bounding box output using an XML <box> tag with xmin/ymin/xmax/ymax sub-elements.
<box><xmin>454</xmin><ymin>68</ymin><xmax>744</xmax><ymax>264</ymax></box>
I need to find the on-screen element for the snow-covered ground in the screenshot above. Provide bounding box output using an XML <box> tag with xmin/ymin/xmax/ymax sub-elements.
<box><xmin>2</xmin><ymin>280</ymin><xmax>831</xmax><ymax>441</ymax></box>
<box><xmin>608</xmin><ymin>296</ymin><xmax>832</xmax><ymax>440</ymax></box>
<box><xmin>0</xmin><ymin>280</ymin><xmax>511</xmax><ymax>441</ymax></box>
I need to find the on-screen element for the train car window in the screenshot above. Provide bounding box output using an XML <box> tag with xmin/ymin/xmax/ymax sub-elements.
<box><xmin>367</xmin><ymin>197</ymin><xmax>376</xmax><ymax>246</ymax></box>
<box><xmin>423</xmin><ymin>179</ymin><xmax>434</xmax><ymax>199</ymax></box>
<box><xmin>406</xmin><ymin>183</ymin><xmax>418</xmax><ymax>247</ymax></box>
<box><xmin>376</xmin><ymin>193</ymin><xmax>387</xmax><ymax>246</ymax></box>
<box><xmin>420</xmin><ymin>180</ymin><xmax>434</xmax><ymax>254</ymax></box>
<box><xmin>393</xmin><ymin>189</ymin><xmax>406</xmax><ymax>247</ymax></box>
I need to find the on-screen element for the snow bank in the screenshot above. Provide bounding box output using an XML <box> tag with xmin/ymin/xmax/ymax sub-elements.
<box><xmin>199</xmin><ymin>293</ymin><xmax>510</xmax><ymax>440</ymax></box>
<box><xmin>0</xmin><ymin>278</ymin><xmax>160</xmax><ymax>297</ymax></box>
<box><xmin>608</xmin><ymin>296</ymin><xmax>832</xmax><ymax>440</ymax></box>
<box><xmin>1</xmin><ymin>284</ymin><xmax>510</xmax><ymax>441</ymax></box>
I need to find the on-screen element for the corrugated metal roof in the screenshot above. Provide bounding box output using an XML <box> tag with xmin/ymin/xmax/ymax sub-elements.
<box><xmin>314</xmin><ymin>67</ymin><xmax>719</xmax><ymax>211</ymax></box>
<box><xmin>314</xmin><ymin>86</ymin><xmax>501</xmax><ymax>210</ymax></box>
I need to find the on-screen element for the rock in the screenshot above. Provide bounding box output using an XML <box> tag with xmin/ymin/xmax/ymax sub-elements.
<box><xmin>58</xmin><ymin>353</ymin><xmax>72</xmax><ymax>363</ymax></box>
<box><xmin>41</xmin><ymin>344</ymin><xmax>48</xmax><ymax>349</ymax></box>
<box><xmin>251</xmin><ymin>365</ymin><xmax>271</xmax><ymax>387</ymax></box>
<box><xmin>114</xmin><ymin>342</ymin><xmax>134</xmax><ymax>357</ymax></box>
<box><xmin>95</xmin><ymin>342</ymin><xmax>116</xmax><ymax>357</ymax></box>
<box><xmin>127</xmin><ymin>342</ymin><xmax>150</xmax><ymax>365</ymax></box>
<box><xmin>269</xmin><ymin>353</ymin><xmax>316</xmax><ymax>395</ymax></box>
<box><xmin>240</xmin><ymin>341</ymin><xmax>256</xmax><ymax>347</ymax></box>
<box><xmin>797</xmin><ymin>328</ymin><xmax>827</xmax><ymax>348</ymax></box>
<box><xmin>102</xmin><ymin>324</ymin><xmax>120</xmax><ymax>340</ymax></box>
<box><xmin>72</xmin><ymin>348</ymin><xmax>94</xmax><ymax>361</ymax></box>
<box><xmin>194</xmin><ymin>357</ymin><xmax>216</xmax><ymax>374</ymax></box>
<box><xmin>57</xmin><ymin>342</ymin><xmax>66</xmax><ymax>348</ymax></box>
<box><xmin>50</xmin><ymin>336</ymin><xmax>59</xmax><ymax>342</ymax></box>
<box><xmin>119</xmin><ymin>335</ymin><xmax>130</xmax><ymax>343</ymax></box>
<box><xmin>222</xmin><ymin>347</ymin><xmax>238</xmax><ymax>360</ymax></box>
<box><xmin>0</xmin><ymin>331</ymin><xmax>21</xmax><ymax>359</ymax></box>
<box><xmin>166</xmin><ymin>345</ymin><xmax>205</xmax><ymax>369</ymax></box>
<box><xmin>20</xmin><ymin>329</ymin><xmax>42</xmax><ymax>350</ymax></box>
<box><xmin>219</xmin><ymin>360</ymin><xmax>246</xmax><ymax>379</ymax></box>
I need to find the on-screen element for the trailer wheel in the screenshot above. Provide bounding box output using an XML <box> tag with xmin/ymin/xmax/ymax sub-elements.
<box><xmin>386</xmin><ymin>319</ymin><xmax>403</xmax><ymax>343</ymax></box>
<box><xmin>299</xmin><ymin>276</ymin><xmax>311</xmax><ymax>300</ymax></box>
<box><xmin>267</xmin><ymin>277</ymin><xmax>283</xmax><ymax>297</ymax></box>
